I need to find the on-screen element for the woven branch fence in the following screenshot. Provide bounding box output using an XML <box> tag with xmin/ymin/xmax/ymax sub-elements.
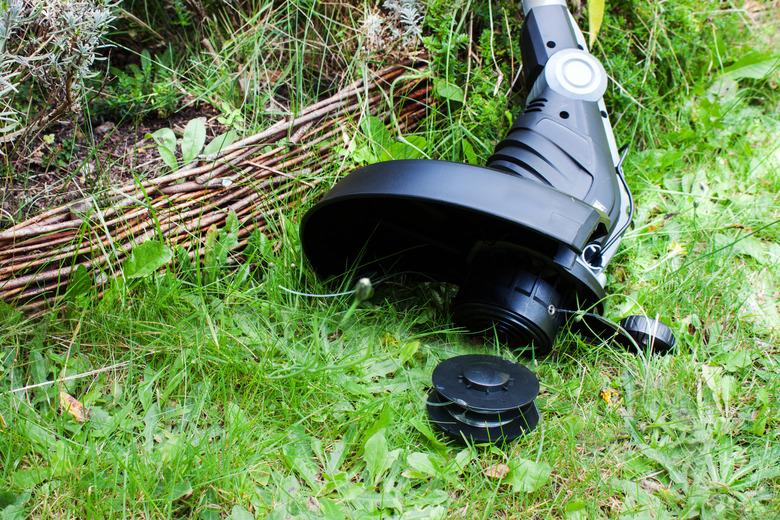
<box><xmin>0</xmin><ymin>64</ymin><xmax>431</xmax><ymax>310</ymax></box>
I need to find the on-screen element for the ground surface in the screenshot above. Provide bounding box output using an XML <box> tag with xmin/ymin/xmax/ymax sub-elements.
<box><xmin>0</xmin><ymin>1</ymin><xmax>778</xmax><ymax>518</ymax></box>
<box><xmin>0</xmin><ymin>103</ymin><xmax>224</xmax><ymax>227</ymax></box>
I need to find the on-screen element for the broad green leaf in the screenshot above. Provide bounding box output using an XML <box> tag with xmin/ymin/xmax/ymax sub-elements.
<box><xmin>403</xmin><ymin>135</ymin><xmax>426</xmax><ymax>152</ymax></box>
<box><xmin>123</xmin><ymin>240</ymin><xmax>173</xmax><ymax>279</ymax></box>
<box><xmin>245</xmin><ymin>229</ymin><xmax>274</xmax><ymax>261</ymax></box>
<box><xmin>707</xmin><ymin>76</ymin><xmax>739</xmax><ymax>103</ymax></box>
<box><xmin>11</xmin><ymin>468</ymin><xmax>51</xmax><ymax>490</ymax></box>
<box><xmin>362</xmin><ymin>403</ymin><xmax>394</xmax><ymax>446</ymax></box>
<box><xmin>203</xmin><ymin>130</ymin><xmax>238</xmax><ymax>157</ymax></box>
<box><xmin>362</xmin><ymin>116</ymin><xmax>394</xmax><ymax>151</ymax></box>
<box><xmin>462</xmin><ymin>138</ymin><xmax>477</xmax><ymax>164</ymax></box>
<box><xmin>399</xmin><ymin>505</ymin><xmax>447</xmax><ymax>519</ymax></box>
<box><xmin>225</xmin><ymin>402</ymin><xmax>250</xmax><ymax>430</ymax></box>
<box><xmin>142</xmin><ymin>402</ymin><xmax>159</xmax><ymax>452</ymax></box>
<box><xmin>740</xmin><ymin>275</ymin><xmax>780</xmax><ymax>335</ymax></box>
<box><xmin>405</xmin><ymin>452</ymin><xmax>437</xmax><ymax>478</ymax></box>
<box><xmin>227</xmin><ymin>505</ymin><xmax>254</xmax><ymax>520</ymax></box>
<box><xmin>721</xmin><ymin>52</ymin><xmax>779</xmax><ymax>80</ymax></box>
<box><xmin>319</xmin><ymin>498</ymin><xmax>347</xmax><ymax>520</ymax></box>
<box><xmin>752</xmin><ymin>404</ymin><xmax>769</xmax><ymax>436</ymax></box>
<box><xmin>0</xmin><ymin>490</ymin><xmax>30</xmax><ymax>520</ymax></box>
<box><xmin>140</xmin><ymin>49</ymin><xmax>152</xmax><ymax>78</ymax></box>
<box><xmin>564</xmin><ymin>500</ymin><xmax>589</xmax><ymax>520</ymax></box>
<box><xmin>282</xmin><ymin>426</ymin><xmax>319</xmax><ymax>489</ymax></box>
<box><xmin>170</xmin><ymin>480</ymin><xmax>192</xmax><ymax>501</ymax></box>
<box><xmin>703</xmin><ymin>364</ymin><xmax>736</xmax><ymax>411</ymax></box>
<box><xmin>148</xmin><ymin>128</ymin><xmax>178</xmax><ymax>170</ymax></box>
<box><xmin>734</xmin><ymin>236</ymin><xmax>772</xmax><ymax>265</ymax></box>
<box><xmin>398</xmin><ymin>340</ymin><xmax>420</xmax><ymax>364</ymax></box>
<box><xmin>351</xmin><ymin>144</ymin><xmax>375</xmax><ymax>165</ymax></box>
<box><xmin>362</xmin><ymin>115</ymin><xmax>393</xmax><ymax>144</ymax></box>
<box><xmin>363</xmin><ymin>429</ymin><xmax>390</xmax><ymax>485</ymax></box>
<box><xmin>380</xmin><ymin>136</ymin><xmax>426</xmax><ymax>161</ymax></box>
<box><xmin>640</xmin><ymin>447</ymin><xmax>688</xmax><ymax>489</ymax></box>
<box><xmin>204</xmin><ymin>211</ymin><xmax>240</xmax><ymax>281</ymax></box>
<box><xmin>408</xmin><ymin>416</ymin><xmax>448</xmax><ymax>453</ymax></box>
<box><xmin>181</xmin><ymin>117</ymin><xmax>207</xmax><ymax>164</ymax></box>
<box><xmin>717</xmin><ymin>350</ymin><xmax>754</xmax><ymax>372</ymax></box>
<box><xmin>507</xmin><ymin>458</ymin><xmax>551</xmax><ymax>493</ymax></box>
<box><xmin>363</xmin><ymin>357</ymin><xmax>398</xmax><ymax>379</ymax></box>
<box><xmin>454</xmin><ymin>447</ymin><xmax>475</xmax><ymax>473</ymax></box>
<box><xmin>434</xmin><ymin>78</ymin><xmax>464</xmax><ymax>103</ymax></box>
<box><xmin>29</xmin><ymin>350</ymin><xmax>49</xmax><ymax>385</ymax></box>
<box><xmin>611</xmin><ymin>478</ymin><xmax>669</xmax><ymax>518</ymax></box>
<box><xmin>588</xmin><ymin>0</ymin><xmax>606</xmax><ymax>48</ymax></box>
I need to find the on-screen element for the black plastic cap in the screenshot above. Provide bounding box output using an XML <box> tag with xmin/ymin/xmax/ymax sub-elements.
<box><xmin>427</xmin><ymin>354</ymin><xmax>540</xmax><ymax>443</ymax></box>
<box><xmin>618</xmin><ymin>315</ymin><xmax>676</xmax><ymax>354</ymax></box>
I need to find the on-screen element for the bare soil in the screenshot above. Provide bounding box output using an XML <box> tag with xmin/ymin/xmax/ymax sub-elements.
<box><xmin>0</xmin><ymin>103</ymin><xmax>226</xmax><ymax>230</ymax></box>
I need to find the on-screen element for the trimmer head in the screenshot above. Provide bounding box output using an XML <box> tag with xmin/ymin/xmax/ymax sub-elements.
<box><xmin>301</xmin><ymin>160</ymin><xmax>606</xmax><ymax>354</ymax></box>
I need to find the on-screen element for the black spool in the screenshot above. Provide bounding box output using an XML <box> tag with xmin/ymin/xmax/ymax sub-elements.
<box><xmin>453</xmin><ymin>247</ymin><xmax>564</xmax><ymax>354</ymax></box>
<box><xmin>427</xmin><ymin>354</ymin><xmax>540</xmax><ymax>443</ymax></box>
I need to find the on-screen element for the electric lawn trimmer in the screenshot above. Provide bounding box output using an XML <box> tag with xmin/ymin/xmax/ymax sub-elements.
<box><xmin>301</xmin><ymin>0</ymin><xmax>675</xmax><ymax>442</ymax></box>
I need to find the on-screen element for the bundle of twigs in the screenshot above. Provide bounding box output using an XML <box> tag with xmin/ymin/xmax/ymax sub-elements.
<box><xmin>0</xmin><ymin>64</ymin><xmax>431</xmax><ymax>310</ymax></box>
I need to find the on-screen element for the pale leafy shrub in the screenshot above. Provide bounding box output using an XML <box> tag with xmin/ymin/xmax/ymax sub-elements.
<box><xmin>359</xmin><ymin>0</ymin><xmax>425</xmax><ymax>57</ymax></box>
<box><xmin>383</xmin><ymin>0</ymin><xmax>424</xmax><ymax>45</ymax></box>
<box><xmin>0</xmin><ymin>0</ymin><xmax>117</xmax><ymax>152</ymax></box>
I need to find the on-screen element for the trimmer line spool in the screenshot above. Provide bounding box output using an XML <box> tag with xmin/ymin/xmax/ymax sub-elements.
<box><xmin>426</xmin><ymin>355</ymin><xmax>540</xmax><ymax>443</ymax></box>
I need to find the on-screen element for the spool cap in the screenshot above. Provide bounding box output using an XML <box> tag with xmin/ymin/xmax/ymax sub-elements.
<box><xmin>427</xmin><ymin>354</ymin><xmax>540</xmax><ymax>443</ymax></box>
<box><xmin>618</xmin><ymin>315</ymin><xmax>676</xmax><ymax>354</ymax></box>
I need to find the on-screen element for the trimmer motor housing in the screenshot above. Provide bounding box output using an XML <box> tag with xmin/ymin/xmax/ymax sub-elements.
<box><xmin>301</xmin><ymin>0</ymin><xmax>632</xmax><ymax>354</ymax></box>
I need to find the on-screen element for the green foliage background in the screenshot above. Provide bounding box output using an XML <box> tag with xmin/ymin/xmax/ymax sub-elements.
<box><xmin>0</xmin><ymin>0</ymin><xmax>778</xmax><ymax>518</ymax></box>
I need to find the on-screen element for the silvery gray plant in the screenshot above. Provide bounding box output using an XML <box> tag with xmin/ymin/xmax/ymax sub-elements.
<box><xmin>383</xmin><ymin>0</ymin><xmax>424</xmax><ymax>46</ymax></box>
<box><xmin>359</xmin><ymin>0</ymin><xmax>424</xmax><ymax>57</ymax></box>
<box><xmin>0</xmin><ymin>0</ymin><xmax>117</xmax><ymax>151</ymax></box>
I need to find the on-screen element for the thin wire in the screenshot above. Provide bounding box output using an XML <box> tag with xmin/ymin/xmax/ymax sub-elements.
<box><xmin>600</xmin><ymin>144</ymin><xmax>635</xmax><ymax>253</ymax></box>
<box><xmin>556</xmin><ymin>307</ymin><xmax>641</xmax><ymax>351</ymax></box>
<box><xmin>277</xmin><ymin>286</ymin><xmax>356</xmax><ymax>298</ymax></box>
<box><xmin>277</xmin><ymin>269</ymin><xmax>440</xmax><ymax>299</ymax></box>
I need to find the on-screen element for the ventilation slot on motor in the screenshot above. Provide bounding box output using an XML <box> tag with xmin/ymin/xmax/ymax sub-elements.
<box><xmin>524</xmin><ymin>98</ymin><xmax>547</xmax><ymax>114</ymax></box>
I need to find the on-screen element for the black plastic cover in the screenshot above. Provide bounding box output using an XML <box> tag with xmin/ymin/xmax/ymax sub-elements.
<box><xmin>301</xmin><ymin>160</ymin><xmax>602</xmax><ymax>284</ymax></box>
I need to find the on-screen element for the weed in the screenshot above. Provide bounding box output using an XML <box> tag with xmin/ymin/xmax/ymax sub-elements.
<box><xmin>94</xmin><ymin>47</ymin><xmax>182</xmax><ymax>121</ymax></box>
<box><xmin>147</xmin><ymin>116</ymin><xmax>236</xmax><ymax>171</ymax></box>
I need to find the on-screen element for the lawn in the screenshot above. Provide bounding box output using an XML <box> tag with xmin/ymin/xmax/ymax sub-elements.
<box><xmin>1</xmin><ymin>1</ymin><xmax>778</xmax><ymax>518</ymax></box>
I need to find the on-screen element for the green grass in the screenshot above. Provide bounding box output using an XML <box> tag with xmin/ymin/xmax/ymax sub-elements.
<box><xmin>1</xmin><ymin>0</ymin><xmax>779</xmax><ymax>518</ymax></box>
